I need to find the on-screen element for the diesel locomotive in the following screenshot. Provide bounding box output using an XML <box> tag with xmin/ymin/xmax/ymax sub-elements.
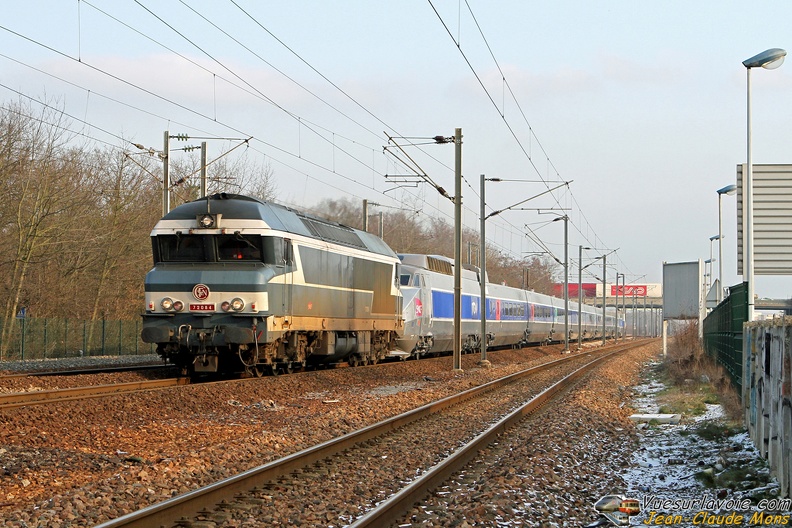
<box><xmin>141</xmin><ymin>193</ymin><xmax>403</xmax><ymax>376</ymax></box>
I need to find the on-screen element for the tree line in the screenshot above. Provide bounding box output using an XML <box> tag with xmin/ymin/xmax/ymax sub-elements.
<box><xmin>0</xmin><ymin>101</ymin><xmax>557</xmax><ymax>352</ymax></box>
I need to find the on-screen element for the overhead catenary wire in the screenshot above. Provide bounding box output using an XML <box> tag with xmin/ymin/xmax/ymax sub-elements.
<box><xmin>0</xmin><ymin>25</ymin><xmax>421</xmax><ymax>215</ymax></box>
<box><xmin>1</xmin><ymin>5</ymin><xmax>468</xmax><ymax>243</ymax></box>
<box><xmin>428</xmin><ymin>0</ymin><xmax>634</xmax><ymax>279</ymax></box>
<box><xmin>2</xmin><ymin>3</ymin><xmax>627</xmax><ymax>280</ymax></box>
<box><xmin>0</xmin><ymin>13</ymin><xmax>470</xmax><ymax>255</ymax></box>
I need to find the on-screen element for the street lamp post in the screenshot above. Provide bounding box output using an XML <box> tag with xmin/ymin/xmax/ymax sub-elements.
<box><xmin>743</xmin><ymin>48</ymin><xmax>786</xmax><ymax>321</ymax></box>
<box><xmin>716</xmin><ymin>184</ymin><xmax>737</xmax><ymax>303</ymax></box>
<box><xmin>707</xmin><ymin>235</ymin><xmax>719</xmax><ymax>296</ymax></box>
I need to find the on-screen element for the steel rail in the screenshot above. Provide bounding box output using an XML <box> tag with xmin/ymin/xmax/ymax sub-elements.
<box><xmin>95</xmin><ymin>341</ymin><xmax>645</xmax><ymax>528</ymax></box>
<box><xmin>0</xmin><ymin>364</ymin><xmax>175</xmax><ymax>380</ymax></box>
<box><xmin>349</xmin><ymin>344</ymin><xmax>631</xmax><ymax>527</ymax></box>
<box><xmin>0</xmin><ymin>378</ymin><xmax>189</xmax><ymax>409</ymax></box>
<box><xmin>28</xmin><ymin>364</ymin><xmax>175</xmax><ymax>377</ymax></box>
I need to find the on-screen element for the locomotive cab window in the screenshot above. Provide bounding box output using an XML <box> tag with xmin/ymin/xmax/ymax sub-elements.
<box><xmin>260</xmin><ymin>237</ymin><xmax>292</xmax><ymax>266</ymax></box>
<box><xmin>217</xmin><ymin>234</ymin><xmax>263</xmax><ymax>261</ymax></box>
<box><xmin>157</xmin><ymin>234</ymin><xmax>207</xmax><ymax>262</ymax></box>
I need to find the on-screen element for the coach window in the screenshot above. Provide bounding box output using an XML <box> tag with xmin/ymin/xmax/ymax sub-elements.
<box><xmin>401</xmin><ymin>274</ymin><xmax>423</xmax><ymax>287</ymax></box>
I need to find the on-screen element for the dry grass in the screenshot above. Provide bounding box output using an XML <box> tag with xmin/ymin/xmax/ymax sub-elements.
<box><xmin>661</xmin><ymin>320</ymin><xmax>743</xmax><ymax>422</ymax></box>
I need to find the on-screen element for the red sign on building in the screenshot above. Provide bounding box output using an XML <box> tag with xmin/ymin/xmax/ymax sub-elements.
<box><xmin>611</xmin><ymin>285</ymin><xmax>648</xmax><ymax>296</ymax></box>
<box><xmin>553</xmin><ymin>283</ymin><xmax>598</xmax><ymax>298</ymax></box>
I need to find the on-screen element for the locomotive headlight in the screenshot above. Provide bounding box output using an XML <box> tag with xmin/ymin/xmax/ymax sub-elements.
<box><xmin>220</xmin><ymin>298</ymin><xmax>245</xmax><ymax>312</ymax></box>
<box><xmin>197</xmin><ymin>213</ymin><xmax>216</xmax><ymax>229</ymax></box>
<box><xmin>173</xmin><ymin>300</ymin><xmax>184</xmax><ymax>312</ymax></box>
<box><xmin>161</xmin><ymin>297</ymin><xmax>174</xmax><ymax>311</ymax></box>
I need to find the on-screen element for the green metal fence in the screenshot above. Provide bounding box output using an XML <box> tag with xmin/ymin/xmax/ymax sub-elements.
<box><xmin>0</xmin><ymin>317</ymin><xmax>155</xmax><ymax>361</ymax></box>
<box><xmin>702</xmin><ymin>282</ymin><xmax>748</xmax><ymax>396</ymax></box>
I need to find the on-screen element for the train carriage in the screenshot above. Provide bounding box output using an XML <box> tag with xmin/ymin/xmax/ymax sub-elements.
<box><xmin>397</xmin><ymin>253</ymin><xmax>616</xmax><ymax>355</ymax></box>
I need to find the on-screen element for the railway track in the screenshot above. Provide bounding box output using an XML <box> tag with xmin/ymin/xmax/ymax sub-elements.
<box><xmin>0</xmin><ymin>363</ymin><xmax>175</xmax><ymax>380</ymax></box>
<box><xmin>95</xmin><ymin>340</ymin><xmax>643</xmax><ymax>528</ymax></box>
<box><xmin>0</xmin><ymin>377</ymin><xmax>189</xmax><ymax>409</ymax></box>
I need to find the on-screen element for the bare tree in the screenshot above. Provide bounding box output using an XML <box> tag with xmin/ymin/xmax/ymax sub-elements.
<box><xmin>82</xmin><ymin>147</ymin><xmax>161</xmax><ymax>321</ymax></box>
<box><xmin>167</xmin><ymin>144</ymin><xmax>276</xmax><ymax>206</ymax></box>
<box><xmin>309</xmin><ymin>197</ymin><xmax>364</xmax><ymax>228</ymax></box>
<box><xmin>0</xmin><ymin>101</ymin><xmax>96</xmax><ymax>356</ymax></box>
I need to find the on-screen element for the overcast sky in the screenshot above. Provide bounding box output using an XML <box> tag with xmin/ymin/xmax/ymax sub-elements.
<box><xmin>3</xmin><ymin>1</ymin><xmax>792</xmax><ymax>298</ymax></box>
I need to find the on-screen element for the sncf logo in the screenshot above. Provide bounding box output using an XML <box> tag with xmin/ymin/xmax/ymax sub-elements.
<box><xmin>193</xmin><ymin>284</ymin><xmax>210</xmax><ymax>301</ymax></box>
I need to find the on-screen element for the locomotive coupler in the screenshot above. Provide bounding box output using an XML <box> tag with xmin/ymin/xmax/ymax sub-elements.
<box><xmin>178</xmin><ymin>324</ymin><xmax>192</xmax><ymax>347</ymax></box>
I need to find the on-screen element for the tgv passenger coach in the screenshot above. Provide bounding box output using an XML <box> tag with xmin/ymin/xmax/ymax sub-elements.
<box><xmin>397</xmin><ymin>254</ymin><xmax>617</xmax><ymax>356</ymax></box>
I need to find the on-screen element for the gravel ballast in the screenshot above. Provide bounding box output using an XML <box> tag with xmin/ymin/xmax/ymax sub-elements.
<box><xmin>0</xmin><ymin>341</ymin><xmax>778</xmax><ymax>527</ymax></box>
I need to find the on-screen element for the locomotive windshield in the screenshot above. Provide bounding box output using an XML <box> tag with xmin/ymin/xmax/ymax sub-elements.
<box><xmin>217</xmin><ymin>234</ymin><xmax>262</xmax><ymax>261</ymax></box>
<box><xmin>155</xmin><ymin>234</ymin><xmax>289</xmax><ymax>265</ymax></box>
<box><xmin>158</xmin><ymin>234</ymin><xmax>206</xmax><ymax>261</ymax></box>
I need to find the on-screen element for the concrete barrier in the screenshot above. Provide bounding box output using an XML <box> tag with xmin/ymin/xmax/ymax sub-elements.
<box><xmin>744</xmin><ymin>317</ymin><xmax>792</xmax><ymax>497</ymax></box>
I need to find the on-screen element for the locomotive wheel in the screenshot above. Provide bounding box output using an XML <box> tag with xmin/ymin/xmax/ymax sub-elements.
<box><xmin>349</xmin><ymin>357</ymin><xmax>360</xmax><ymax>367</ymax></box>
<box><xmin>245</xmin><ymin>365</ymin><xmax>264</xmax><ymax>378</ymax></box>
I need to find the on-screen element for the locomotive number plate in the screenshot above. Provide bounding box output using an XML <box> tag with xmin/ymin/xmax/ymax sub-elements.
<box><xmin>189</xmin><ymin>303</ymin><xmax>215</xmax><ymax>311</ymax></box>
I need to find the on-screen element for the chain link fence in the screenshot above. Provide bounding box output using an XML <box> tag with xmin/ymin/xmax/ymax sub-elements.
<box><xmin>702</xmin><ymin>281</ymin><xmax>748</xmax><ymax>396</ymax></box>
<box><xmin>0</xmin><ymin>317</ymin><xmax>155</xmax><ymax>361</ymax></box>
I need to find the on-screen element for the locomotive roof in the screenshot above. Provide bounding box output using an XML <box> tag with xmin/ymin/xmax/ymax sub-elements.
<box><xmin>162</xmin><ymin>193</ymin><xmax>397</xmax><ymax>258</ymax></box>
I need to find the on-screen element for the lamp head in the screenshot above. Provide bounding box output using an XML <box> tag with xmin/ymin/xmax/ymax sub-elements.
<box><xmin>717</xmin><ymin>184</ymin><xmax>737</xmax><ymax>196</ymax></box>
<box><xmin>743</xmin><ymin>48</ymin><xmax>787</xmax><ymax>69</ymax></box>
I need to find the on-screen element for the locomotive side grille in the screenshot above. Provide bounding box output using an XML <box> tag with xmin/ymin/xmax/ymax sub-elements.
<box><xmin>426</xmin><ymin>256</ymin><xmax>453</xmax><ymax>276</ymax></box>
<box><xmin>301</xmin><ymin>217</ymin><xmax>367</xmax><ymax>250</ymax></box>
